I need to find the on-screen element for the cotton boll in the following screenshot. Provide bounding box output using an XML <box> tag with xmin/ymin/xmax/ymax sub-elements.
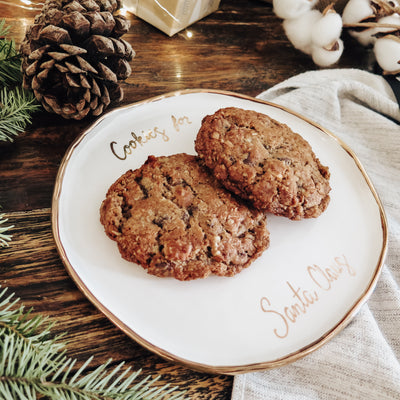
<box><xmin>273</xmin><ymin>0</ymin><xmax>317</xmax><ymax>20</ymax></box>
<box><xmin>342</xmin><ymin>0</ymin><xmax>374</xmax><ymax>24</ymax></box>
<box><xmin>376</xmin><ymin>14</ymin><xmax>400</xmax><ymax>34</ymax></box>
<box><xmin>342</xmin><ymin>0</ymin><xmax>376</xmax><ymax>46</ymax></box>
<box><xmin>368</xmin><ymin>14</ymin><xmax>400</xmax><ymax>44</ymax></box>
<box><xmin>311</xmin><ymin>39</ymin><xmax>344</xmax><ymax>67</ymax></box>
<box><xmin>311</xmin><ymin>10</ymin><xmax>343</xmax><ymax>48</ymax></box>
<box><xmin>351</xmin><ymin>27</ymin><xmax>377</xmax><ymax>46</ymax></box>
<box><xmin>352</xmin><ymin>14</ymin><xmax>400</xmax><ymax>46</ymax></box>
<box><xmin>283</xmin><ymin>9</ymin><xmax>322</xmax><ymax>55</ymax></box>
<box><xmin>374</xmin><ymin>36</ymin><xmax>400</xmax><ymax>72</ymax></box>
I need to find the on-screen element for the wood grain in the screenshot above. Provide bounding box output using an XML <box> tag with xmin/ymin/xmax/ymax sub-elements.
<box><xmin>0</xmin><ymin>0</ymin><xmax>374</xmax><ymax>397</ymax></box>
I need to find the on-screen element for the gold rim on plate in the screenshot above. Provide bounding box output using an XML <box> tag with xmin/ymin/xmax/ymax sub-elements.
<box><xmin>51</xmin><ymin>89</ymin><xmax>388</xmax><ymax>375</ymax></box>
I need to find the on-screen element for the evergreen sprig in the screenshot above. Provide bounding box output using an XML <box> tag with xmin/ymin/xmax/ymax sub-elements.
<box><xmin>0</xmin><ymin>18</ymin><xmax>41</xmax><ymax>143</ymax></box>
<box><xmin>0</xmin><ymin>287</ymin><xmax>186</xmax><ymax>400</ymax></box>
<box><xmin>0</xmin><ymin>86</ymin><xmax>41</xmax><ymax>142</ymax></box>
<box><xmin>0</xmin><ymin>213</ymin><xmax>13</xmax><ymax>247</ymax></box>
<box><xmin>0</xmin><ymin>19</ymin><xmax>23</xmax><ymax>87</ymax></box>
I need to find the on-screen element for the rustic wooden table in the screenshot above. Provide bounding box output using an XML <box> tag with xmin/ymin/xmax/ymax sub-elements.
<box><xmin>0</xmin><ymin>0</ymin><xmax>373</xmax><ymax>398</ymax></box>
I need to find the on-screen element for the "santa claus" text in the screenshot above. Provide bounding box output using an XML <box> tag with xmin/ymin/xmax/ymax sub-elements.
<box><xmin>260</xmin><ymin>255</ymin><xmax>356</xmax><ymax>339</ymax></box>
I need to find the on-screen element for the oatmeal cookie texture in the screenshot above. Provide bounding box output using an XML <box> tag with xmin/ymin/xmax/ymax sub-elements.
<box><xmin>195</xmin><ymin>107</ymin><xmax>331</xmax><ymax>220</ymax></box>
<box><xmin>100</xmin><ymin>153</ymin><xmax>269</xmax><ymax>281</ymax></box>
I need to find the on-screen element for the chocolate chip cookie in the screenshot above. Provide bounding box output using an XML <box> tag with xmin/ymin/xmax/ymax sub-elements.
<box><xmin>100</xmin><ymin>153</ymin><xmax>270</xmax><ymax>281</ymax></box>
<box><xmin>195</xmin><ymin>107</ymin><xmax>331</xmax><ymax>220</ymax></box>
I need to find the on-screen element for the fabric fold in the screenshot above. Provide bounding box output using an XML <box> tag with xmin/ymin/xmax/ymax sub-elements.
<box><xmin>231</xmin><ymin>69</ymin><xmax>400</xmax><ymax>400</ymax></box>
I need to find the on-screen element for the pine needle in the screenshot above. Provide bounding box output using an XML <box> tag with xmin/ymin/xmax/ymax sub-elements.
<box><xmin>0</xmin><ymin>19</ymin><xmax>22</xmax><ymax>87</ymax></box>
<box><xmin>0</xmin><ymin>287</ymin><xmax>187</xmax><ymax>400</ymax></box>
<box><xmin>0</xmin><ymin>213</ymin><xmax>13</xmax><ymax>247</ymax></box>
<box><xmin>0</xmin><ymin>19</ymin><xmax>41</xmax><ymax>142</ymax></box>
<box><xmin>0</xmin><ymin>86</ymin><xmax>41</xmax><ymax>142</ymax></box>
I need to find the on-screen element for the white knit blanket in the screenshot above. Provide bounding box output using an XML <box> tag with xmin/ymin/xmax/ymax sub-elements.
<box><xmin>231</xmin><ymin>69</ymin><xmax>400</xmax><ymax>400</ymax></box>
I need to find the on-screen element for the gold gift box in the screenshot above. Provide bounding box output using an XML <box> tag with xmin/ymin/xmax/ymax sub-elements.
<box><xmin>123</xmin><ymin>0</ymin><xmax>221</xmax><ymax>36</ymax></box>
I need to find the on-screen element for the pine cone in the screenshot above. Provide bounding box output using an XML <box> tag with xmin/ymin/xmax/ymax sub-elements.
<box><xmin>20</xmin><ymin>0</ymin><xmax>135</xmax><ymax>120</ymax></box>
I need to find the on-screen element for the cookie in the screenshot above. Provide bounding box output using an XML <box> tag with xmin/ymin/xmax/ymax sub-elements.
<box><xmin>100</xmin><ymin>153</ymin><xmax>269</xmax><ymax>281</ymax></box>
<box><xmin>195</xmin><ymin>107</ymin><xmax>331</xmax><ymax>220</ymax></box>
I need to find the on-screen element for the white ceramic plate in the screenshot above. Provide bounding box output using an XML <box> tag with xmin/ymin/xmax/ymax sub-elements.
<box><xmin>52</xmin><ymin>89</ymin><xmax>387</xmax><ymax>374</ymax></box>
